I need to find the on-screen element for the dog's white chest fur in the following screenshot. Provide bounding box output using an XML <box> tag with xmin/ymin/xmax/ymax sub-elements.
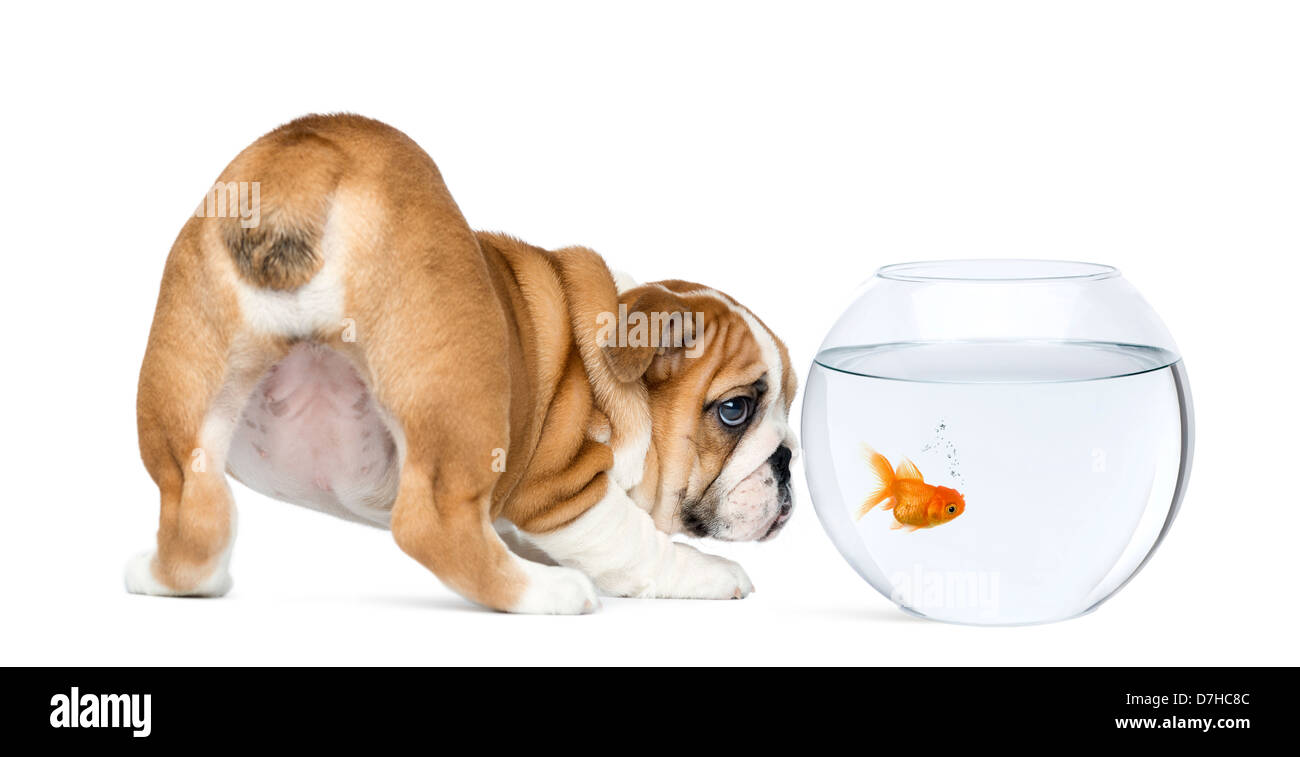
<box><xmin>226</xmin><ymin>343</ymin><xmax>400</xmax><ymax>526</ymax></box>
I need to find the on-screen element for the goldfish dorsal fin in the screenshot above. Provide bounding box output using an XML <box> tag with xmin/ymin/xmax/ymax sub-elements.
<box><xmin>895</xmin><ymin>457</ymin><xmax>924</xmax><ymax>482</ymax></box>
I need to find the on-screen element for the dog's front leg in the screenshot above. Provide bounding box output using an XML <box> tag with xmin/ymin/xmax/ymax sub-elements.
<box><xmin>520</xmin><ymin>485</ymin><xmax>754</xmax><ymax>600</ymax></box>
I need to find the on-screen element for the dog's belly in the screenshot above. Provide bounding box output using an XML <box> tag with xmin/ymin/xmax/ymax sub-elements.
<box><xmin>227</xmin><ymin>343</ymin><xmax>400</xmax><ymax>527</ymax></box>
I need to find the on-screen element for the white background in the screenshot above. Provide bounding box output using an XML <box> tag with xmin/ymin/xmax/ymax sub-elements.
<box><xmin>1</xmin><ymin>1</ymin><xmax>1295</xmax><ymax>665</ymax></box>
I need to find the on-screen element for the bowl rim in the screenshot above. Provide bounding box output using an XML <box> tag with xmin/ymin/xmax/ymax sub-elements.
<box><xmin>876</xmin><ymin>259</ymin><xmax>1120</xmax><ymax>283</ymax></box>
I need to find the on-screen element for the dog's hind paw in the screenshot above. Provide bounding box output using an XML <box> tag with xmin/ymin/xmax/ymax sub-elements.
<box><xmin>124</xmin><ymin>551</ymin><xmax>233</xmax><ymax>598</ymax></box>
<box><xmin>509</xmin><ymin>563</ymin><xmax>600</xmax><ymax>615</ymax></box>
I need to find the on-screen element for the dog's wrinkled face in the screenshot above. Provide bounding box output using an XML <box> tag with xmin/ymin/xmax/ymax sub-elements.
<box><xmin>608</xmin><ymin>280</ymin><xmax>798</xmax><ymax>541</ymax></box>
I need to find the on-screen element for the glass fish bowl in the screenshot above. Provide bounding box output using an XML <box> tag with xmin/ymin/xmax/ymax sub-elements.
<box><xmin>802</xmin><ymin>260</ymin><xmax>1193</xmax><ymax>625</ymax></box>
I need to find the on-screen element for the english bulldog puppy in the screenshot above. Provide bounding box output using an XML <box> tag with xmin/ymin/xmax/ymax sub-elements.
<box><xmin>127</xmin><ymin>114</ymin><xmax>797</xmax><ymax>614</ymax></box>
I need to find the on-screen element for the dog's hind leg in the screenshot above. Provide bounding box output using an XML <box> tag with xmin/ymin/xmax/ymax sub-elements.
<box><xmin>358</xmin><ymin>223</ymin><xmax>597</xmax><ymax>613</ymax></box>
<box><xmin>127</xmin><ymin>222</ymin><xmax>285</xmax><ymax>597</ymax></box>
<box><xmin>375</xmin><ymin>313</ymin><xmax>599</xmax><ymax>613</ymax></box>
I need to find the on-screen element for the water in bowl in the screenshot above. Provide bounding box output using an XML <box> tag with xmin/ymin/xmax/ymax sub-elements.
<box><xmin>803</xmin><ymin>340</ymin><xmax>1192</xmax><ymax>625</ymax></box>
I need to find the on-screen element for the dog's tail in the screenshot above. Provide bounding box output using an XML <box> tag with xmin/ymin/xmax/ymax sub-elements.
<box><xmin>201</xmin><ymin>117</ymin><xmax>349</xmax><ymax>291</ymax></box>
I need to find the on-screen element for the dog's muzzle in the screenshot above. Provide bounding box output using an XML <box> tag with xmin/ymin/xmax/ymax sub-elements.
<box><xmin>760</xmin><ymin>445</ymin><xmax>795</xmax><ymax>541</ymax></box>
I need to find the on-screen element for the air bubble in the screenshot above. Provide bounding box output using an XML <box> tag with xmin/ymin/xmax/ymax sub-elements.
<box><xmin>924</xmin><ymin>418</ymin><xmax>964</xmax><ymax>484</ymax></box>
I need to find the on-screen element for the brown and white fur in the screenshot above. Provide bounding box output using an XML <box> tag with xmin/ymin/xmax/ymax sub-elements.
<box><xmin>127</xmin><ymin>114</ymin><xmax>797</xmax><ymax>614</ymax></box>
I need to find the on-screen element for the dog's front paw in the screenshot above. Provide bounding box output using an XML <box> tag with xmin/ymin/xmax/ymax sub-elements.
<box><xmin>660</xmin><ymin>546</ymin><xmax>754</xmax><ymax>600</ymax></box>
<box><xmin>510</xmin><ymin>563</ymin><xmax>601</xmax><ymax>615</ymax></box>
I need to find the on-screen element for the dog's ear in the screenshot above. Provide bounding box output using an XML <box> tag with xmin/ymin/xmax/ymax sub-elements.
<box><xmin>601</xmin><ymin>286</ymin><xmax>699</xmax><ymax>384</ymax></box>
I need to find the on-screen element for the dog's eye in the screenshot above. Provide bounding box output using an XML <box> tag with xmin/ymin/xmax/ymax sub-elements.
<box><xmin>717</xmin><ymin>397</ymin><xmax>752</xmax><ymax>427</ymax></box>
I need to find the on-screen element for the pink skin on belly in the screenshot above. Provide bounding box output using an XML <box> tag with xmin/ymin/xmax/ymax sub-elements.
<box><xmin>227</xmin><ymin>343</ymin><xmax>399</xmax><ymax>524</ymax></box>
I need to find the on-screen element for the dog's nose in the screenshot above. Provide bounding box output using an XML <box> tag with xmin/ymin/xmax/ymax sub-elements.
<box><xmin>770</xmin><ymin>445</ymin><xmax>792</xmax><ymax>485</ymax></box>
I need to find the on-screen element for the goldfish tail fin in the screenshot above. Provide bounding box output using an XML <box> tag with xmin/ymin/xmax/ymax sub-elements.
<box><xmin>856</xmin><ymin>445</ymin><xmax>896</xmax><ymax>518</ymax></box>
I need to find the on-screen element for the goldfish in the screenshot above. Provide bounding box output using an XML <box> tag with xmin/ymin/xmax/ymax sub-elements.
<box><xmin>857</xmin><ymin>445</ymin><xmax>966</xmax><ymax>531</ymax></box>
